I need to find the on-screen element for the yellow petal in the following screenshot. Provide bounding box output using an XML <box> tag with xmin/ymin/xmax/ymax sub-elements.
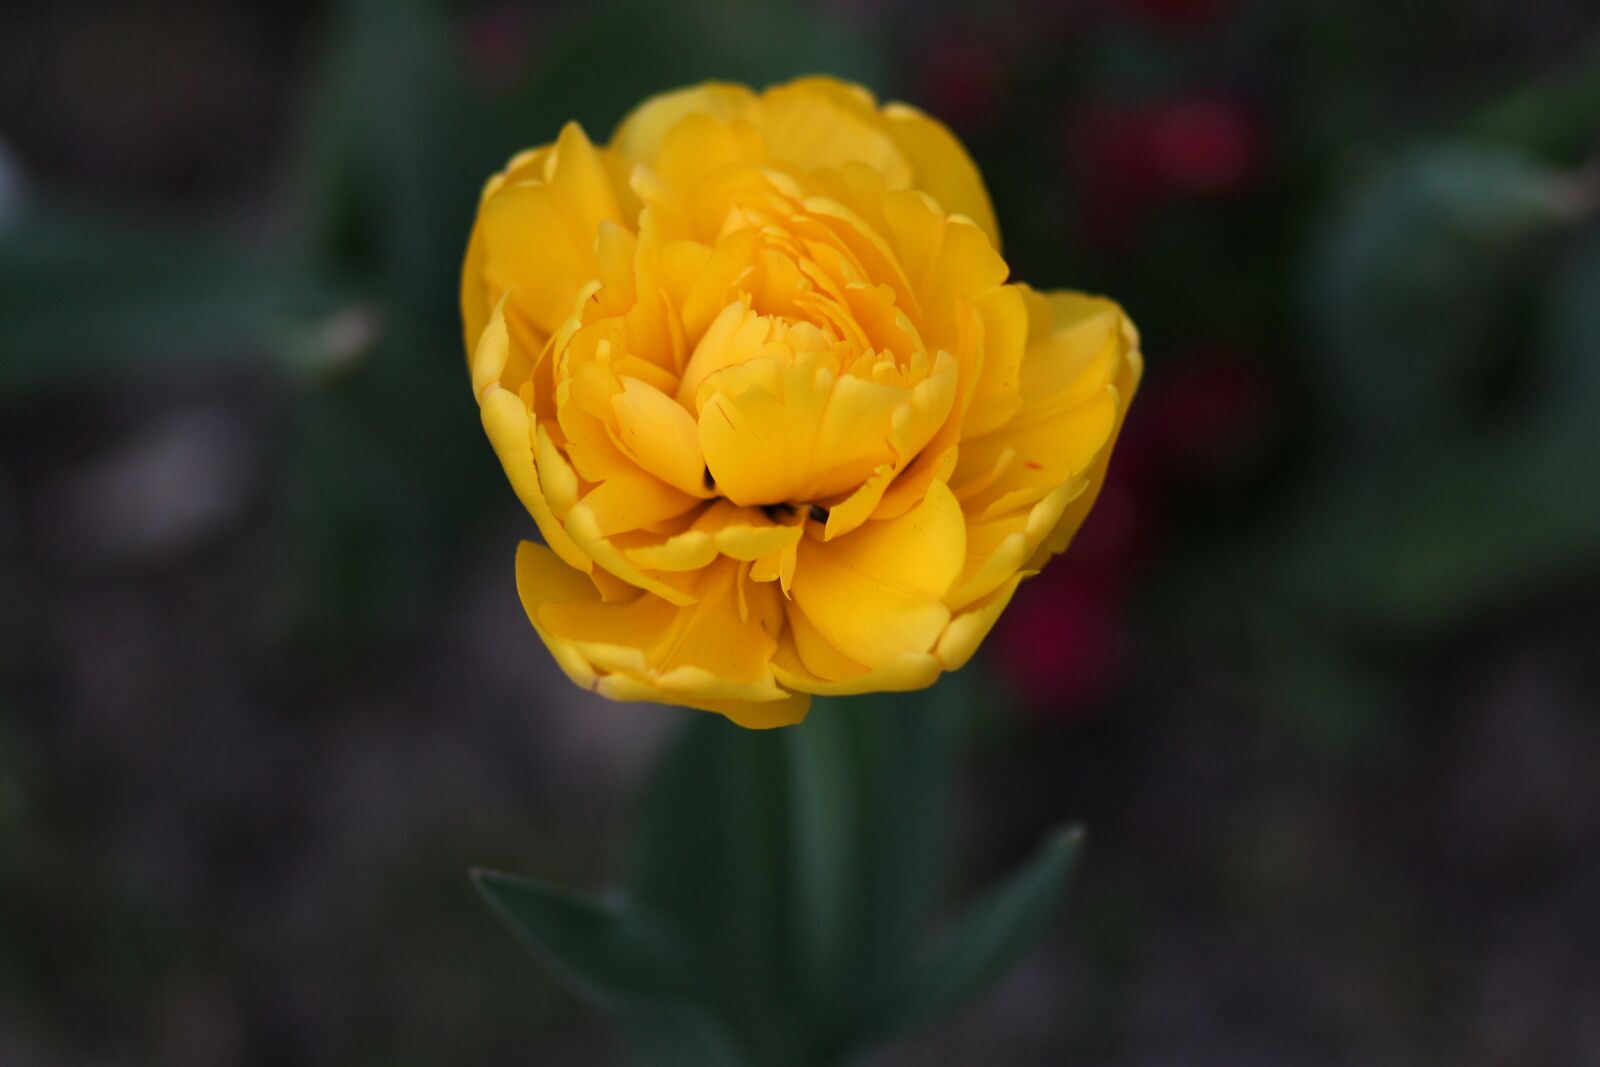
<box><xmin>880</xmin><ymin>100</ymin><xmax>1001</xmax><ymax>248</ymax></box>
<box><xmin>516</xmin><ymin>541</ymin><xmax>807</xmax><ymax>727</ymax></box>
<box><xmin>610</xmin><ymin>376</ymin><xmax>710</xmax><ymax>497</ymax></box>
<box><xmin>698</xmin><ymin>357</ymin><xmax>909</xmax><ymax>506</ymax></box>
<box><xmin>476</xmin><ymin>307</ymin><xmax>591</xmax><ymax>573</ymax></box>
<box><xmin>820</xmin><ymin>349</ymin><xmax>959</xmax><ymax>540</ymax></box>
<box><xmin>623</xmin><ymin>501</ymin><xmax>803</xmax><ymax>571</ymax></box>
<box><xmin>480</xmin><ymin>181</ymin><xmax>595</xmax><ymax>335</ymax></box>
<box><xmin>771</xmin><ymin>599</ymin><xmax>942</xmax><ymax>696</ymax></box>
<box><xmin>597</xmin><ymin>672</ymin><xmax>810</xmax><ymax>729</ymax></box>
<box><xmin>1029</xmin><ymin>306</ymin><xmax>1144</xmax><ymax>565</ymax></box>
<box><xmin>514</xmin><ymin>539</ymin><xmax>605</xmax><ymax>688</ymax></box>
<box><xmin>956</xmin><ymin>288</ymin><xmax>1133</xmax><ymax>517</ymax></box>
<box><xmin>752</xmin><ymin>80</ymin><xmax>913</xmax><ymax>190</ymax></box>
<box><xmin>545</xmin><ymin>122</ymin><xmax>622</xmax><ymax>240</ymax></box>
<box><xmin>935</xmin><ymin>572</ymin><xmax>1026</xmax><ymax>671</ymax></box>
<box><xmin>676</xmin><ymin>299</ymin><xmax>771</xmax><ymax>408</ymax></box>
<box><xmin>611</xmin><ymin>82</ymin><xmax>758</xmax><ymax>169</ymax></box>
<box><xmin>961</xmin><ymin>285</ymin><xmax>1028</xmax><ymax>438</ymax></box>
<box><xmin>539</xmin><ymin>559</ymin><xmax>790</xmax><ymax>703</ymax></box>
<box><xmin>945</xmin><ymin>479</ymin><xmax>1083</xmax><ymax>611</ymax></box>
<box><xmin>789</xmin><ymin>479</ymin><xmax>966</xmax><ymax>668</ymax></box>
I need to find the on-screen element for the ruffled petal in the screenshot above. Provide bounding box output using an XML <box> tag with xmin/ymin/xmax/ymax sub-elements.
<box><xmin>474</xmin><ymin>302</ymin><xmax>591</xmax><ymax>572</ymax></box>
<box><xmin>515</xmin><ymin>542</ymin><xmax>808</xmax><ymax>728</ymax></box>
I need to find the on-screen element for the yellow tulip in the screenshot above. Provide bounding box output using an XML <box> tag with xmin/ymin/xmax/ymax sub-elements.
<box><xmin>463</xmin><ymin>77</ymin><xmax>1141</xmax><ymax>728</ymax></box>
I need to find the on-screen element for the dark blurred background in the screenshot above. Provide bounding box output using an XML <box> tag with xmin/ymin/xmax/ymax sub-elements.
<box><xmin>3</xmin><ymin>0</ymin><xmax>1600</xmax><ymax>1064</ymax></box>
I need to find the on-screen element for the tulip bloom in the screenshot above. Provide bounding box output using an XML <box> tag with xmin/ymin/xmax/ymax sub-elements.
<box><xmin>463</xmin><ymin>78</ymin><xmax>1141</xmax><ymax>727</ymax></box>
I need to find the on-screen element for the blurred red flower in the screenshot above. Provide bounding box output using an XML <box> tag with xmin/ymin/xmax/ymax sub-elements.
<box><xmin>1137</xmin><ymin>350</ymin><xmax>1275</xmax><ymax>484</ymax></box>
<box><xmin>1074</xmin><ymin>94</ymin><xmax>1262</xmax><ymax>248</ymax></box>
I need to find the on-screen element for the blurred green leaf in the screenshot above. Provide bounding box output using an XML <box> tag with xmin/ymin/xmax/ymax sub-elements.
<box><xmin>1282</xmin><ymin>212</ymin><xmax>1600</xmax><ymax>636</ymax></box>
<box><xmin>472</xmin><ymin>870</ymin><xmax>746</xmax><ymax>1066</ymax></box>
<box><xmin>289</xmin><ymin>0</ymin><xmax>485</xmax><ymax>314</ymax></box>
<box><xmin>476</xmin><ymin>679</ymin><xmax>1071</xmax><ymax>1065</ymax></box>
<box><xmin>1309</xmin><ymin>144</ymin><xmax>1579</xmax><ymax>444</ymax></box>
<box><xmin>877</xmin><ymin>825</ymin><xmax>1084</xmax><ymax>1037</ymax></box>
<box><xmin>1274</xmin><ymin>416</ymin><xmax>1600</xmax><ymax>637</ymax></box>
<box><xmin>0</xmin><ymin>207</ymin><xmax>331</xmax><ymax>401</ymax></box>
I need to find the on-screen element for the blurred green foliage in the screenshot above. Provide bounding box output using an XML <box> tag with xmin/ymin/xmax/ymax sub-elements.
<box><xmin>478</xmin><ymin>679</ymin><xmax>1083</xmax><ymax>1066</ymax></box>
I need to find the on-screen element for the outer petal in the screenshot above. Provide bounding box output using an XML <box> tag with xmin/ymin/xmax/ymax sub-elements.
<box><xmin>516</xmin><ymin>542</ymin><xmax>809</xmax><ymax>729</ymax></box>
<box><xmin>934</xmin><ymin>572</ymin><xmax>1026</xmax><ymax>671</ymax></box>
<box><xmin>1030</xmin><ymin>300</ymin><xmax>1144</xmax><ymax>565</ymax></box>
<box><xmin>474</xmin><ymin>302</ymin><xmax>591</xmax><ymax>572</ymax></box>
<box><xmin>955</xmin><ymin>288</ymin><xmax>1131</xmax><ymax>519</ymax></box>
<box><xmin>611</xmin><ymin>82</ymin><xmax>759</xmax><ymax>169</ymax></box>
<box><xmin>880</xmin><ymin>100</ymin><xmax>1001</xmax><ymax>248</ymax></box>
<box><xmin>751</xmin><ymin>79</ymin><xmax>913</xmax><ymax>189</ymax></box>
<box><xmin>770</xmin><ymin>598</ymin><xmax>943</xmax><ymax>695</ymax></box>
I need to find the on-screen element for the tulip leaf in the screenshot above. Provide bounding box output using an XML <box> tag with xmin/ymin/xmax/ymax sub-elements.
<box><xmin>874</xmin><ymin>824</ymin><xmax>1085</xmax><ymax>1038</ymax></box>
<box><xmin>288</xmin><ymin>0</ymin><xmax>487</xmax><ymax>314</ymax></box>
<box><xmin>1279</xmin><ymin>219</ymin><xmax>1600</xmax><ymax>636</ymax></box>
<box><xmin>0</xmin><ymin>206</ymin><xmax>330</xmax><ymax>401</ymax></box>
<box><xmin>471</xmin><ymin>869</ymin><xmax>747</xmax><ymax>1067</ymax></box>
